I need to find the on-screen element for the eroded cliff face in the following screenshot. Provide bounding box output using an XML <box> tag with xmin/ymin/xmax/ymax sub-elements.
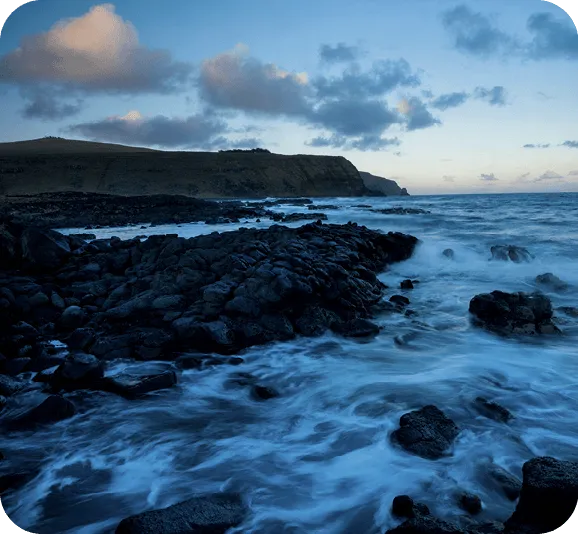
<box><xmin>360</xmin><ymin>172</ymin><xmax>409</xmax><ymax>196</ymax></box>
<box><xmin>0</xmin><ymin>152</ymin><xmax>370</xmax><ymax>198</ymax></box>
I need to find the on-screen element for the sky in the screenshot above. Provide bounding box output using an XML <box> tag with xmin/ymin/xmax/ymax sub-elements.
<box><xmin>1</xmin><ymin>0</ymin><xmax>578</xmax><ymax>194</ymax></box>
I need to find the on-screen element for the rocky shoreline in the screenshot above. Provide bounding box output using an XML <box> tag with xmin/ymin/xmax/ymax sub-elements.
<box><xmin>1</xmin><ymin>209</ymin><xmax>577</xmax><ymax>533</ymax></box>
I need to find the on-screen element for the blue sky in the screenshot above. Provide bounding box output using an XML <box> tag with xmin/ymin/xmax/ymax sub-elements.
<box><xmin>1</xmin><ymin>0</ymin><xmax>578</xmax><ymax>194</ymax></box>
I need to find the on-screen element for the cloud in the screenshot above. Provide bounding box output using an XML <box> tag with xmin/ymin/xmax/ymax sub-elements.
<box><xmin>198</xmin><ymin>43</ymin><xmax>309</xmax><ymax>116</ymax></box>
<box><xmin>569</xmin><ymin>170</ymin><xmax>578</xmax><ymax>176</ymax></box>
<box><xmin>398</xmin><ymin>97</ymin><xmax>441</xmax><ymax>131</ymax></box>
<box><xmin>561</xmin><ymin>141</ymin><xmax>578</xmax><ymax>148</ymax></box>
<box><xmin>313</xmin><ymin>59</ymin><xmax>420</xmax><ymax>100</ymax></box>
<box><xmin>526</xmin><ymin>13</ymin><xmax>578</xmax><ymax>61</ymax></box>
<box><xmin>307</xmin><ymin>134</ymin><xmax>400</xmax><ymax>151</ymax></box>
<box><xmin>65</xmin><ymin>110</ymin><xmax>252</xmax><ymax>149</ymax></box>
<box><xmin>534</xmin><ymin>170</ymin><xmax>565</xmax><ymax>182</ymax></box>
<box><xmin>473</xmin><ymin>86</ymin><xmax>507</xmax><ymax>106</ymax></box>
<box><xmin>310</xmin><ymin>98</ymin><xmax>402</xmax><ymax>136</ymax></box>
<box><xmin>431</xmin><ymin>92</ymin><xmax>470</xmax><ymax>110</ymax></box>
<box><xmin>442</xmin><ymin>5</ymin><xmax>516</xmax><ymax>58</ymax></box>
<box><xmin>480</xmin><ymin>173</ymin><xmax>499</xmax><ymax>182</ymax></box>
<box><xmin>319</xmin><ymin>43</ymin><xmax>360</xmax><ymax>64</ymax></box>
<box><xmin>442</xmin><ymin>175</ymin><xmax>455</xmax><ymax>182</ymax></box>
<box><xmin>0</xmin><ymin>4</ymin><xmax>192</xmax><ymax>93</ymax></box>
<box><xmin>442</xmin><ymin>5</ymin><xmax>578</xmax><ymax>62</ymax></box>
<box><xmin>20</xmin><ymin>88</ymin><xmax>83</xmax><ymax>120</ymax></box>
<box><xmin>523</xmin><ymin>143</ymin><xmax>550</xmax><ymax>148</ymax></box>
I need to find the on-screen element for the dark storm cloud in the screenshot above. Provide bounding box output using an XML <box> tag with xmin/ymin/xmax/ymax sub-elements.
<box><xmin>480</xmin><ymin>173</ymin><xmax>499</xmax><ymax>182</ymax></box>
<box><xmin>65</xmin><ymin>112</ymin><xmax>238</xmax><ymax>149</ymax></box>
<box><xmin>431</xmin><ymin>91</ymin><xmax>470</xmax><ymax>110</ymax></box>
<box><xmin>473</xmin><ymin>86</ymin><xmax>507</xmax><ymax>106</ymax></box>
<box><xmin>319</xmin><ymin>43</ymin><xmax>361</xmax><ymax>64</ymax></box>
<box><xmin>442</xmin><ymin>5</ymin><xmax>578</xmax><ymax>61</ymax></box>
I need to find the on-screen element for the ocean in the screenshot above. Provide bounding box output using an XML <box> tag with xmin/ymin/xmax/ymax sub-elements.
<box><xmin>3</xmin><ymin>193</ymin><xmax>578</xmax><ymax>534</ymax></box>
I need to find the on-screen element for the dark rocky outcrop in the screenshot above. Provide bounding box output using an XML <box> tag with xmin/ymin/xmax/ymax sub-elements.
<box><xmin>458</xmin><ymin>492</ymin><xmax>483</xmax><ymax>515</ymax></box>
<box><xmin>360</xmin><ymin>172</ymin><xmax>410</xmax><ymax>196</ymax></box>
<box><xmin>490</xmin><ymin>246</ymin><xmax>533</xmax><ymax>263</ymax></box>
<box><xmin>99</xmin><ymin>370</ymin><xmax>178</xmax><ymax>399</ymax></box>
<box><xmin>505</xmin><ymin>457</ymin><xmax>578</xmax><ymax>534</ymax></box>
<box><xmin>473</xmin><ymin>397</ymin><xmax>513</xmax><ymax>423</ymax></box>
<box><xmin>392</xmin><ymin>495</ymin><xmax>430</xmax><ymax>519</ymax></box>
<box><xmin>535</xmin><ymin>273</ymin><xmax>568</xmax><ymax>291</ymax></box>
<box><xmin>6</xmin><ymin>395</ymin><xmax>76</xmax><ymax>429</ymax></box>
<box><xmin>0</xmin><ymin>138</ymin><xmax>370</xmax><ymax>199</ymax></box>
<box><xmin>373</xmin><ymin>207</ymin><xmax>430</xmax><ymax>215</ymax></box>
<box><xmin>469</xmin><ymin>291</ymin><xmax>559</xmax><ymax>335</ymax></box>
<box><xmin>391</xmin><ymin>405</ymin><xmax>459</xmax><ymax>460</ymax></box>
<box><xmin>115</xmin><ymin>492</ymin><xmax>247</xmax><ymax>534</ymax></box>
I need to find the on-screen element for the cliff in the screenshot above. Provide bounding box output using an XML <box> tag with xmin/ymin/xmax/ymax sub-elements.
<box><xmin>360</xmin><ymin>172</ymin><xmax>409</xmax><ymax>196</ymax></box>
<box><xmin>0</xmin><ymin>138</ymin><xmax>370</xmax><ymax>199</ymax></box>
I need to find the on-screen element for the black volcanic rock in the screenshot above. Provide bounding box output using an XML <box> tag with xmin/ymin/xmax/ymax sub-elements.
<box><xmin>505</xmin><ymin>457</ymin><xmax>578</xmax><ymax>534</ymax></box>
<box><xmin>115</xmin><ymin>492</ymin><xmax>247</xmax><ymax>534</ymax></box>
<box><xmin>391</xmin><ymin>405</ymin><xmax>459</xmax><ymax>460</ymax></box>
<box><xmin>469</xmin><ymin>291</ymin><xmax>559</xmax><ymax>335</ymax></box>
<box><xmin>490</xmin><ymin>245</ymin><xmax>533</xmax><ymax>263</ymax></box>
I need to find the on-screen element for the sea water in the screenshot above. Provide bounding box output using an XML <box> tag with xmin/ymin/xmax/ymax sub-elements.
<box><xmin>2</xmin><ymin>193</ymin><xmax>578</xmax><ymax>534</ymax></box>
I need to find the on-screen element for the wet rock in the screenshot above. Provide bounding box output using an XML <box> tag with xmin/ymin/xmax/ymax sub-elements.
<box><xmin>21</xmin><ymin>227</ymin><xmax>71</xmax><ymax>270</ymax></box>
<box><xmin>1</xmin><ymin>357</ymin><xmax>31</xmax><ymax>376</ymax></box>
<box><xmin>487</xmin><ymin>464</ymin><xmax>522</xmax><ymax>501</ymax></box>
<box><xmin>51</xmin><ymin>292</ymin><xmax>66</xmax><ymax>309</ymax></box>
<box><xmin>443</xmin><ymin>248</ymin><xmax>455</xmax><ymax>259</ymax></box>
<box><xmin>7</xmin><ymin>395</ymin><xmax>76</xmax><ymax>429</ymax></box>
<box><xmin>66</xmin><ymin>327</ymin><xmax>96</xmax><ymax>351</ymax></box>
<box><xmin>50</xmin><ymin>352</ymin><xmax>105</xmax><ymax>391</ymax></box>
<box><xmin>0</xmin><ymin>395</ymin><xmax>7</xmax><ymax>410</ymax></box>
<box><xmin>505</xmin><ymin>457</ymin><xmax>578</xmax><ymax>534</ymax></box>
<box><xmin>374</xmin><ymin>207</ymin><xmax>431</xmax><ymax>215</ymax></box>
<box><xmin>390</xmin><ymin>295</ymin><xmax>410</xmax><ymax>307</ymax></box>
<box><xmin>251</xmin><ymin>384</ymin><xmax>280</xmax><ymax>400</ymax></box>
<box><xmin>391</xmin><ymin>405</ymin><xmax>459</xmax><ymax>460</ymax></box>
<box><xmin>490</xmin><ymin>245</ymin><xmax>533</xmax><ymax>263</ymax></box>
<box><xmin>392</xmin><ymin>495</ymin><xmax>430</xmax><ymax>519</ymax></box>
<box><xmin>59</xmin><ymin>305</ymin><xmax>86</xmax><ymax>330</ymax></box>
<box><xmin>469</xmin><ymin>291</ymin><xmax>558</xmax><ymax>335</ymax></box>
<box><xmin>115</xmin><ymin>492</ymin><xmax>247</xmax><ymax>534</ymax></box>
<box><xmin>99</xmin><ymin>370</ymin><xmax>177</xmax><ymax>399</ymax></box>
<box><xmin>331</xmin><ymin>318</ymin><xmax>380</xmax><ymax>338</ymax></box>
<box><xmin>535</xmin><ymin>273</ymin><xmax>568</xmax><ymax>291</ymax></box>
<box><xmin>386</xmin><ymin>515</ymin><xmax>462</xmax><ymax>534</ymax></box>
<box><xmin>68</xmin><ymin>233</ymin><xmax>96</xmax><ymax>241</ymax></box>
<box><xmin>0</xmin><ymin>374</ymin><xmax>24</xmax><ymax>397</ymax></box>
<box><xmin>474</xmin><ymin>397</ymin><xmax>513</xmax><ymax>423</ymax></box>
<box><xmin>458</xmin><ymin>492</ymin><xmax>483</xmax><ymax>515</ymax></box>
<box><xmin>400</xmin><ymin>279</ymin><xmax>414</xmax><ymax>289</ymax></box>
<box><xmin>281</xmin><ymin>212</ymin><xmax>328</xmax><ymax>223</ymax></box>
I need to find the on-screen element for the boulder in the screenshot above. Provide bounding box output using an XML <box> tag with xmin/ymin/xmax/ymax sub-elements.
<box><xmin>0</xmin><ymin>374</ymin><xmax>24</xmax><ymax>397</ymax></box>
<box><xmin>505</xmin><ymin>457</ymin><xmax>578</xmax><ymax>534</ymax></box>
<box><xmin>331</xmin><ymin>318</ymin><xmax>380</xmax><ymax>338</ymax></box>
<box><xmin>391</xmin><ymin>405</ymin><xmax>459</xmax><ymax>460</ymax></box>
<box><xmin>443</xmin><ymin>248</ymin><xmax>455</xmax><ymax>259</ymax></box>
<box><xmin>392</xmin><ymin>495</ymin><xmax>430</xmax><ymax>519</ymax></box>
<box><xmin>390</xmin><ymin>295</ymin><xmax>410</xmax><ymax>307</ymax></box>
<box><xmin>535</xmin><ymin>273</ymin><xmax>568</xmax><ymax>291</ymax></box>
<box><xmin>250</xmin><ymin>384</ymin><xmax>279</xmax><ymax>401</ymax></box>
<box><xmin>400</xmin><ymin>279</ymin><xmax>414</xmax><ymax>289</ymax></box>
<box><xmin>469</xmin><ymin>291</ymin><xmax>558</xmax><ymax>335</ymax></box>
<box><xmin>99</xmin><ymin>370</ymin><xmax>177</xmax><ymax>399</ymax></box>
<box><xmin>21</xmin><ymin>227</ymin><xmax>71</xmax><ymax>270</ymax></box>
<box><xmin>59</xmin><ymin>305</ymin><xmax>87</xmax><ymax>330</ymax></box>
<box><xmin>490</xmin><ymin>245</ymin><xmax>533</xmax><ymax>263</ymax></box>
<box><xmin>458</xmin><ymin>492</ymin><xmax>483</xmax><ymax>515</ymax></box>
<box><xmin>6</xmin><ymin>395</ymin><xmax>76</xmax><ymax>429</ymax></box>
<box><xmin>50</xmin><ymin>352</ymin><xmax>105</xmax><ymax>391</ymax></box>
<box><xmin>115</xmin><ymin>492</ymin><xmax>247</xmax><ymax>534</ymax></box>
<box><xmin>487</xmin><ymin>464</ymin><xmax>522</xmax><ymax>501</ymax></box>
<box><xmin>473</xmin><ymin>397</ymin><xmax>513</xmax><ymax>423</ymax></box>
